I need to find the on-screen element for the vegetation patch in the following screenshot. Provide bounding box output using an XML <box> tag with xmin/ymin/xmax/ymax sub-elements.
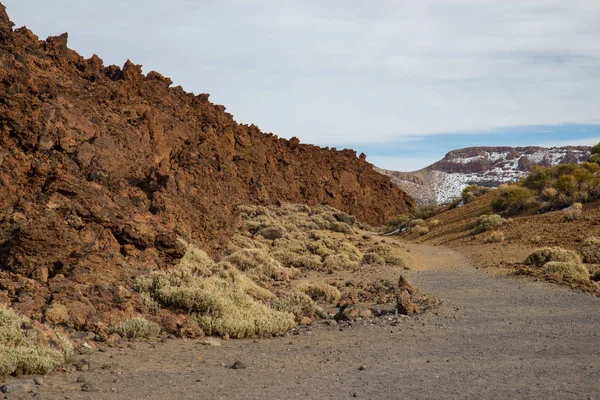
<box><xmin>133</xmin><ymin>246</ymin><xmax>295</xmax><ymax>338</ymax></box>
<box><xmin>111</xmin><ymin>317</ymin><xmax>161</xmax><ymax>340</ymax></box>
<box><xmin>0</xmin><ymin>306</ymin><xmax>73</xmax><ymax>376</ymax></box>
<box><xmin>364</xmin><ymin>245</ymin><xmax>405</xmax><ymax>267</ymax></box>
<box><xmin>580</xmin><ymin>237</ymin><xmax>600</xmax><ymax>264</ymax></box>
<box><xmin>484</xmin><ymin>231</ymin><xmax>505</xmax><ymax>243</ymax></box>
<box><xmin>523</xmin><ymin>247</ymin><xmax>582</xmax><ymax>268</ymax></box>
<box><xmin>295</xmin><ymin>282</ymin><xmax>341</xmax><ymax>303</ymax></box>
<box><xmin>270</xmin><ymin>292</ymin><xmax>321</xmax><ymax>322</ymax></box>
<box><xmin>491</xmin><ymin>184</ymin><xmax>534</xmax><ymax>215</ymax></box>
<box><xmin>473</xmin><ymin>214</ymin><xmax>507</xmax><ymax>234</ymax></box>
<box><xmin>541</xmin><ymin>262</ymin><xmax>590</xmax><ymax>284</ymax></box>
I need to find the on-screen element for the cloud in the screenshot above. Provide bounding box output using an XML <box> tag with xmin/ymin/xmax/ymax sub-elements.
<box><xmin>3</xmin><ymin>0</ymin><xmax>600</xmax><ymax>147</ymax></box>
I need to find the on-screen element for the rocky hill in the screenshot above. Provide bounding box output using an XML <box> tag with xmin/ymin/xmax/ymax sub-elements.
<box><xmin>377</xmin><ymin>146</ymin><xmax>591</xmax><ymax>204</ymax></box>
<box><xmin>0</xmin><ymin>4</ymin><xmax>412</xmax><ymax>330</ymax></box>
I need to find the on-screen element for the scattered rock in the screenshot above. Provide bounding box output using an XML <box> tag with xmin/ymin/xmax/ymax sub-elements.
<box><xmin>0</xmin><ymin>379</ymin><xmax>37</xmax><ymax>393</ymax></box>
<box><xmin>76</xmin><ymin>376</ymin><xmax>87</xmax><ymax>383</ymax></box>
<box><xmin>231</xmin><ymin>361</ymin><xmax>247</xmax><ymax>369</ymax></box>
<box><xmin>359</xmin><ymin>365</ymin><xmax>367</xmax><ymax>371</ymax></box>
<box><xmin>334</xmin><ymin>304</ymin><xmax>358</xmax><ymax>322</ymax></box>
<box><xmin>199</xmin><ymin>337</ymin><xmax>222</xmax><ymax>347</ymax></box>
<box><xmin>74</xmin><ymin>359</ymin><xmax>90</xmax><ymax>372</ymax></box>
<box><xmin>81</xmin><ymin>382</ymin><xmax>97</xmax><ymax>392</ymax></box>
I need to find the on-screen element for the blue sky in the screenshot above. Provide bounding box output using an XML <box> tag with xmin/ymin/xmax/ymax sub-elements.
<box><xmin>4</xmin><ymin>1</ymin><xmax>600</xmax><ymax>171</ymax></box>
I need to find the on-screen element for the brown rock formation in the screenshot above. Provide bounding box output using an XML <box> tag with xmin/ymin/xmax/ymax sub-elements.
<box><xmin>0</xmin><ymin>6</ymin><xmax>413</xmax><ymax>330</ymax></box>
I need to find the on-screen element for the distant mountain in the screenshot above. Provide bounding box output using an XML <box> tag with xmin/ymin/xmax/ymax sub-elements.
<box><xmin>377</xmin><ymin>146</ymin><xmax>591</xmax><ymax>204</ymax></box>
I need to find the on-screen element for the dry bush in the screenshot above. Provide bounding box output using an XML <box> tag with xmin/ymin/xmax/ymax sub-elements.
<box><xmin>365</xmin><ymin>245</ymin><xmax>405</xmax><ymax>267</ymax></box>
<box><xmin>541</xmin><ymin>187</ymin><xmax>558</xmax><ymax>201</ymax></box>
<box><xmin>429</xmin><ymin>219</ymin><xmax>441</xmax><ymax>227</ymax></box>
<box><xmin>295</xmin><ymin>282</ymin><xmax>341</xmax><ymax>302</ymax></box>
<box><xmin>111</xmin><ymin>317</ymin><xmax>161</xmax><ymax>340</ymax></box>
<box><xmin>529</xmin><ymin>235</ymin><xmax>543</xmax><ymax>245</ymax></box>
<box><xmin>541</xmin><ymin>262</ymin><xmax>590</xmax><ymax>283</ymax></box>
<box><xmin>411</xmin><ymin>225</ymin><xmax>429</xmax><ymax>236</ymax></box>
<box><xmin>411</xmin><ymin>204</ymin><xmax>441</xmax><ymax>219</ymax></box>
<box><xmin>0</xmin><ymin>306</ymin><xmax>73</xmax><ymax>376</ymax></box>
<box><xmin>484</xmin><ymin>231</ymin><xmax>505</xmax><ymax>243</ymax></box>
<box><xmin>473</xmin><ymin>214</ymin><xmax>507</xmax><ymax>234</ymax></box>
<box><xmin>329</xmin><ymin>221</ymin><xmax>353</xmax><ymax>234</ymax></box>
<box><xmin>563</xmin><ymin>202</ymin><xmax>583</xmax><ymax>222</ymax></box>
<box><xmin>323</xmin><ymin>254</ymin><xmax>359</xmax><ymax>272</ymax></box>
<box><xmin>462</xmin><ymin>185</ymin><xmax>490</xmax><ymax>203</ymax></box>
<box><xmin>386</xmin><ymin>214</ymin><xmax>410</xmax><ymax>227</ymax></box>
<box><xmin>362</xmin><ymin>252</ymin><xmax>386</xmax><ymax>265</ymax></box>
<box><xmin>270</xmin><ymin>292</ymin><xmax>320</xmax><ymax>322</ymax></box>
<box><xmin>523</xmin><ymin>247</ymin><xmax>582</xmax><ymax>267</ymax></box>
<box><xmin>225</xmin><ymin>248</ymin><xmax>286</xmax><ymax>281</ymax></box>
<box><xmin>333</xmin><ymin>212</ymin><xmax>356</xmax><ymax>226</ymax></box>
<box><xmin>133</xmin><ymin>246</ymin><xmax>295</xmax><ymax>338</ymax></box>
<box><xmin>407</xmin><ymin>219</ymin><xmax>424</xmax><ymax>227</ymax></box>
<box><xmin>491</xmin><ymin>184</ymin><xmax>534</xmax><ymax>215</ymax></box>
<box><xmin>256</xmin><ymin>225</ymin><xmax>286</xmax><ymax>240</ymax></box>
<box><xmin>579</xmin><ymin>237</ymin><xmax>600</xmax><ymax>263</ymax></box>
<box><xmin>290</xmin><ymin>254</ymin><xmax>322</xmax><ymax>270</ymax></box>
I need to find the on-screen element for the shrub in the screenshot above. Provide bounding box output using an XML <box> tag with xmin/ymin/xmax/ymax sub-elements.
<box><xmin>579</xmin><ymin>237</ymin><xmax>600</xmax><ymax>263</ymax></box>
<box><xmin>270</xmin><ymin>292</ymin><xmax>320</xmax><ymax>322</ymax></box>
<box><xmin>411</xmin><ymin>204</ymin><xmax>440</xmax><ymax>219</ymax></box>
<box><xmin>523</xmin><ymin>247</ymin><xmax>582</xmax><ymax>267</ymax></box>
<box><xmin>256</xmin><ymin>225</ymin><xmax>286</xmax><ymax>240</ymax></box>
<box><xmin>563</xmin><ymin>202</ymin><xmax>582</xmax><ymax>221</ymax></box>
<box><xmin>491</xmin><ymin>185</ymin><xmax>534</xmax><ymax>215</ymax></box>
<box><xmin>133</xmin><ymin>246</ymin><xmax>295</xmax><ymax>338</ymax></box>
<box><xmin>112</xmin><ymin>317</ymin><xmax>161</xmax><ymax>340</ymax></box>
<box><xmin>462</xmin><ymin>185</ymin><xmax>490</xmax><ymax>203</ymax></box>
<box><xmin>386</xmin><ymin>214</ymin><xmax>410</xmax><ymax>227</ymax></box>
<box><xmin>484</xmin><ymin>231</ymin><xmax>505</xmax><ymax>243</ymax></box>
<box><xmin>0</xmin><ymin>306</ymin><xmax>73</xmax><ymax>376</ymax></box>
<box><xmin>329</xmin><ymin>221</ymin><xmax>353</xmax><ymax>234</ymax></box>
<box><xmin>290</xmin><ymin>254</ymin><xmax>322</xmax><ymax>270</ymax></box>
<box><xmin>429</xmin><ymin>219</ymin><xmax>441</xmax><ymax>227</ymax></box>
<box><xmin>362</xmin><ymin>252</ymin><xmax>386</xmax><ymax>265</ymax></box>
<box><xmin>541</xmin><ymin>262</ymin><xmax>590</xmax><ymax>283</ymax></box>
<box><xmin>365</xmin><ymin>245</ymin><xmax>405</xmax><ymax>266</ymax></box>
<box><xmin>225</xmin><ymin>248</ymin><xmax>286</xmax><ymax>281</ymax></box>
<box><xmin>473</xmin><ymin>214</ymin><xmax>507</xmax><ymax>234</ymax></box>
<box><xmin>411</xmin><ymin>225</ymin><xmax>429</xmax><ymax>236</ymax></box>
<box><xmin>295</xmin><ymin>282</ymin><xmax>341</xmax><ymax>303</ymax></box>
<box><xmin>322</xmin><ymin>254</ymin><xmax>359</xmax><ymax>272</ymax></box>
<box><xmin>407</xmin><ymin>219</ymin><xmax>424</xmax><ymax>227</ymax></box>
<box><xmin>333</xmin><ymin>212</ymin><xmax>356</xmax><ymax>226</ymax></box>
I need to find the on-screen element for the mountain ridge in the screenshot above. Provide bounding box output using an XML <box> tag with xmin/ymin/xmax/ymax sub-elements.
<box><xmin>377</xmin><ymin>145</ymin><xmax>591</xmax><ymax>204</ymax></box>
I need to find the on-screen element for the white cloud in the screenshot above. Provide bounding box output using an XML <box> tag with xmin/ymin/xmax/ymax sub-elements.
<box><xmin>535</xmin><ymin>136</ymin><xmax>600</xmax><ymax>148</ymax></box>
<box><xmin>3</xmin><ymin>0</ymin><xmax>600</xmax><ymax>145</ymax></box>
<box><xmin>366</xmin><ymin>155</ymin><xmax>440</xmax><ymax>172</ymax></box>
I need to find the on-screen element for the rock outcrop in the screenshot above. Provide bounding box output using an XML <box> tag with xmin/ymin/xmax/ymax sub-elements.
<box><xmin>0</xmin><ymin>5</ymin><xmax>412</xmax><ymax>330</ymax></box>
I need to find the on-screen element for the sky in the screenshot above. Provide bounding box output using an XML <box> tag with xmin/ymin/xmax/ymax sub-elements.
<box><xmin>4</xmin><ymin>0</ymin><xmax>600</xmax><ymax>171</ymax></box>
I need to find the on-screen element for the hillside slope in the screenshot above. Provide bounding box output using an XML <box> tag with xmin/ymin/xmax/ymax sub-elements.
<box><xmin>378</xmin><ymin>146</ymin><xmax>590</xmax><ymax>204</ymax></box>
<box><xmin>0</xmin><ymin>5</ymin><xmax>412</xmax><ymax>328</ymax></box>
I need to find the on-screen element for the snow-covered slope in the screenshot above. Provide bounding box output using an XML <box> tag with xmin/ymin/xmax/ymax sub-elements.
<box><xmin>377</xmin><ymin>146</ymin><xmax>591</xmax><ymax>204</ymax></box>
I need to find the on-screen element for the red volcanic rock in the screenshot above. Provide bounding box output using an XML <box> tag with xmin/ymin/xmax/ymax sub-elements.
<box><xmin>0</xmin><ymin>5</ymin><xmax>412</xmax><ymax>329</ymax></box>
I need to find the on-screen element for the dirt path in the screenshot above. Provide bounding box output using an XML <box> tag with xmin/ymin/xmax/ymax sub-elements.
<box><xmin>8</xmin><ymin>240</ymin><xmax>600</xmax><ymax>399</ymax></box>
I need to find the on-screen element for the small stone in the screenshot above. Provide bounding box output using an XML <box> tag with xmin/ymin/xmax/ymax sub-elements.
<box><xmin>33</xmin><ymin>377</ymin><xmax>44</xmax><ymax>386</ymax></box>
<box><xmin>76</xmin><ymin>377</ymin><xmax>86</xmax><ymax>384</ymax></box>
<box><xmin>231</xmin><ymin>361</ymin><xmax>247</xmax><ymax>369</ymax></box>
<box><xmin>0</xmin><ymin>379</ymin><xmax>36</xmax><ymax>393</ymax></box>
<box><xmin>199</xmin><ymin>338</ymin><xmax>222</xmax><ymax>347</ymax></box>
<box><xmin>81</xmin><ymin>383</ymin><xmax>97</xmax><ymax>392</ymax></box>
<box><xmin>74</xmin><ymin>359</ymin><xmax>90</xmax><ymax>372</ymax></box>
<box><xmin>359</xmin><ymin>365</ymin><xmax>366</xmax><ymax>371</ymax></box>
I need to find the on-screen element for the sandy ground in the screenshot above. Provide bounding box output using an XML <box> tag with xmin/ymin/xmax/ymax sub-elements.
<box><xmin>3</xmin><ymin>239</ymin><xmax>600</xmax><ymax>400</ymax></box>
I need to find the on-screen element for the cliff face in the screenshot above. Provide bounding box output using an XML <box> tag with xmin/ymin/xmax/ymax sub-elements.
<box><xmin>378</xmin><ymin>146</ymin><xmax>591</xmax><ymax>204</ymax></box>
<box><xmin>0</xmin><ymin>5</ymin><xmax>412</xmax><ymax>328</ymax></box>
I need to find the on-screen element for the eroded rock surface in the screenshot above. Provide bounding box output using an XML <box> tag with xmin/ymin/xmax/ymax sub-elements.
<box><xmin>0</xmin><ymin>4</ymin><xmax>412</xmax><ymax>330</ymax></box>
